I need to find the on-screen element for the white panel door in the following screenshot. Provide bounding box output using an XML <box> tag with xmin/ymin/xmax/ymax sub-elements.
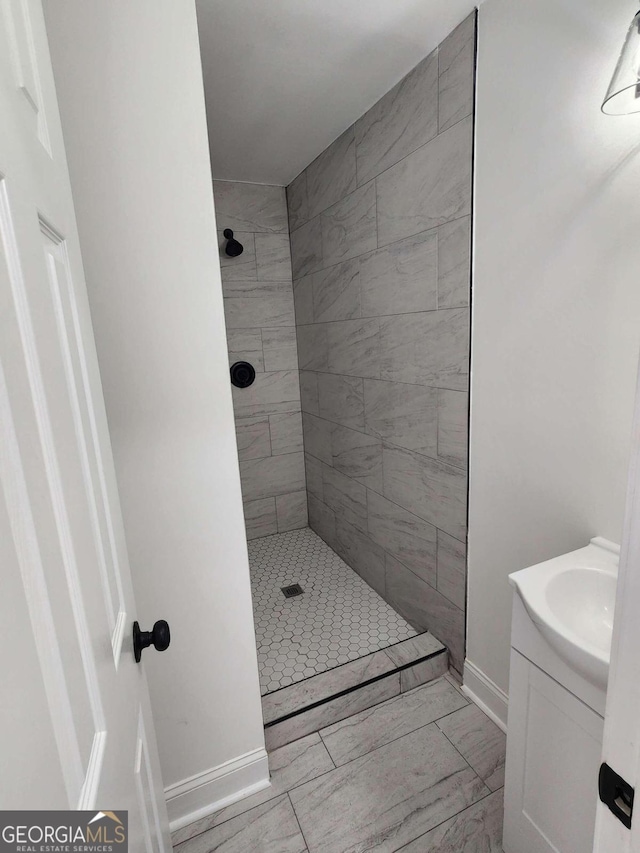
<box><xmin>0</xmin><ymin>1</ymin><xmax>171</xmax><ymax>847</ymax></box>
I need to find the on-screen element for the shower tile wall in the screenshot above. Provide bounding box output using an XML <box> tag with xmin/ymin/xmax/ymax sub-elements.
<box><xmin>214</xmin><ymin>180</ymin><xmax>307</xmax><ymax>539</ymax></box>
<box><xmin>286</xmin><ymin>14</ymin><xmax>475</xmax><ymax>671</ymax></box>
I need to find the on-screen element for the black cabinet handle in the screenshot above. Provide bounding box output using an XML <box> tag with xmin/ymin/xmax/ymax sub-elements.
<box><xmin>133</xmin><ymin>620</ymin><xmax>170</xmax><ymax>663</ymax></box>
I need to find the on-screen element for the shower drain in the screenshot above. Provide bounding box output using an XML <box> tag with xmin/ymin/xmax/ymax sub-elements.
<box><xmin>281</xmin><ymin>583</ymin><xmax>304</xmax><ymax>598</ymax></box>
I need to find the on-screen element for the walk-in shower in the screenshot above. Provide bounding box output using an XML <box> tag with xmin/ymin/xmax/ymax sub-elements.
<box><xmin>214</xmin><ymin>12</ymin><xmax>475</xmax><ymax>738</ymax></box>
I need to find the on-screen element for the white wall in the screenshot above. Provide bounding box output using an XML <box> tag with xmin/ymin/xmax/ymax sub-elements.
<box><xmin>196</xmin><ymin>0</ymin><xmax>476</xmax><ymax>184</ymax></box>
<box><xmin>468</xmin><ymin>0</ymin><xmax>640</xmax><ymax>725</ymax></box>
<box><xmin>43</xmin><ymin>0</ymin><xmax>266</xmax><ymax>826</ymax></box>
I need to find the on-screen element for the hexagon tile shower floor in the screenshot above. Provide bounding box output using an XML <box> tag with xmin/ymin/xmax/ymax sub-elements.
<box><xmin>249</xmin><ymin>527</ymin><xmax>416</xmax><ymax>695</ymax></box>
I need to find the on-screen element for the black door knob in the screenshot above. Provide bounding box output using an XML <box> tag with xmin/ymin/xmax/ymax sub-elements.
<box><xmin>133</xmin><ymin>620</ymin><xmax>170</xmax><ymax>663</ymax></box>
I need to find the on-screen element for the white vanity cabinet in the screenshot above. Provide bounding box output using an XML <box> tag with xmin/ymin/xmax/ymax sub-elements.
<box><xmin>504</xmin><ymin>647</ymin><xmax>604</xmax><ymax>852</ymax></box>
<box><xmin>503</xmin><ymin>581</ymin><xmax>610</xmax><ymax>853</ymax></box>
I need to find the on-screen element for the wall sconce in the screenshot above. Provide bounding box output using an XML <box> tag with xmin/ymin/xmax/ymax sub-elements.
<box><xmin>603</xmin><ymin>9</ymin><xmax>640</xmax><ymax>114</ymax></box>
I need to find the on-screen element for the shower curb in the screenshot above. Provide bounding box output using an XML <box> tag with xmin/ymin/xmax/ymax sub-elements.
<box><xmin>262</xmin><ymin>637</ymin><xmax>449</xmax><ymax>749</ymax></box>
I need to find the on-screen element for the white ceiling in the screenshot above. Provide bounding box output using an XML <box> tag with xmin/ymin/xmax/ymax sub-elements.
<box><xmin>196</xmin><ymin>0</ymin><xmax>476</xmax><ymax>187</ymax></box>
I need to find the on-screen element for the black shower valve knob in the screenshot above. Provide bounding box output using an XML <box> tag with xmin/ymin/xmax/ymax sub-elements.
<box><xmin>230</xmin><ymin>361</ymin><xmax>256</xmax><ymax>388</ymax></box>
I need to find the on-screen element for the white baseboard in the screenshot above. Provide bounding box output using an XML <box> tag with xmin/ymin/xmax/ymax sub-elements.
<box><xmin>462</xmin><ymin>659</ymin><xmax>509</xmax><ymax>733</ymax></box>
<box><xmin>166</xmin><ymin>747</ymin><xmax>270</xmax><ymax>833</ymax></box>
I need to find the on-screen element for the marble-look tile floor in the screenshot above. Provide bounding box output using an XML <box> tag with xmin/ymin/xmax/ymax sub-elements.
<box><xmin>250</xmin><ymin>528</ymin><xmax>416</xmax><ymax>694</ymax></box>
<box><xmin>173</xmin><ymin>674</ymin><xmax>506</xmax><ymax>853</ymax></box>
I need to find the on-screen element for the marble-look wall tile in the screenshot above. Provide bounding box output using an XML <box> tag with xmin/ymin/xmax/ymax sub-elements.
<box><xmin>306</xmin><ymin>126</ymin><xmax>357</xmax><ymax>218</ymax></box>
<box><xmin>321</xmin><ymin>181</ymin><xmax>377</xmax><ymax>267</ymax></box>
<box><xmin>218</xmin><ymin>231</ymin><xmax>257</xmax><ymax>281</ymax></box>
<box><xmin>376</xmin><ymin>115</ymin><xmax>473</xmax><ymax>246</ymax></box>
<box><xmin>437</xmin><ymin>530</ymin><xmax>467</xmax><ymax>610</ymax></box>
<box><xmin>384</xmin><ymin>632</ymin><xmax>446</xmax><ymax>666</ymax></box>
<box><xmin>221</xmin><ymin>181</ymin><xmax>306</xmax><ymax>525</ymax></box>
<box><xmin>255</xmin><ymin>233</ymin><xmax>292</xmax><ymax>280</ymax></box>
<box><xmin>386</xmin><ymin>554</ymin><xmax>465</xmax><ymax>671</ymax></box>
<box><xmin>276</xmin><ymin>491</ymin><xmax>308</xmax><ymax>532</ymax></box>
<box><xmin>326</xmin><ymin>317</ymin><xmax>380</xmax><ymax>379</ymax></box>
<box><xmin>213</xmin><ymin>180</ymin><xmax>288</xmax><ymax>233</ymax></box>
<box><xmin>380</xmin><ymin>308</ymin><xmax>469</xmax><ymax>391</ymax></box>
<box><xmin>299</xmin><ymin>370</ymin><xmax>319</xmax><ymax>415</ymax></box>
<box><xmin>224</xmin><ymin>281</ymin><xmax>295</xmax><ymax>329</ymax></box>
<box><xmin>296</xmin><ymin>324</ymin><xmax>328</xmax><ymax>372</ymax></box>
<box><xmin>244</xmin><ymin>497</ymin><xmax>277</xmax><ymax>540</ymax></box>
<box><xmin>232</xmin><ymin>370</ymin><xmax>300</xmax><ymax>418</ymax></box>
<box><xmin>367</xmin><ymin>491</ymin><xmax>437</xmax><ymax>586</ymax></box>
<box><xmin>320</xmin><ymin>677</ymin><xmax>467</xmax><ymax>767</ymax></box>
<box><xmin>317</xmin><ymin>373</ymin><xmax>365</xmax><ymax>430</ymax></box>
<box><xmin>293</xmin><ymin>275</ymin><xmax>314</xmax><ymax>325</ymax></box>
<box><xmin>364</xmin><ymin>379</ymin><xmax>438</xmax><ymax>457</ymax></box>
<box><xmin>359</xmin><ymin>230</ymin><xmax>437</xmax><ymax>318</ymax></box>
<box><xmin>311</xmin><ymin>258</ymin><xmax>361</xmax><ymax>323</ymax></box>
<box><xmin>383</xmin><ymin>633</ymin><xmax>449</xmax><ymax>691</ymax></box>
<box><xmin>382</xmin><ymin>443</ymin><xmax>467</xmax><ymax>540</ymax></box>
<box><xmin>436</xmin><ymin>703</ymin><xmax>506</xmax><ymax>790</ymax></box>
<box><xmin>400</xmin><ymin>789</ymin><xmax>504</xmax><ymax>853</ymax></box>
<box><xmin>302</xmin><ymin>413</ymin><xmax>333</xmax><ymax>465</ymax></box>
<box><xmin>270</xmin><ymin>411</ymin><xmax>303</xmax><ymax>456</ymax></box>
<box><xmin>399</xmin><ymin>653</ymin><xmax>450</xmax><ymax>692</ymax></box>
<box><xmin>227</xmin><ymin>328</ymin><xmax>265</xmax><ymax>372</ymax></box>
<box><xmin>331</xmin><ymin>423</ymin><xmax>383</xmax><ymax>492</ymax></box>
<box><xmin>262</xmin><ymin>326</ymin><xmax>298</xmax><ymax>371</ymax></box>
<box><xmin>308</xmin><ymin>493</ymin><xmax>337</xmax><ymax>545</ymax></box>
<box><xmin>304</xmin><ymin>453</ymin><xmax>324</xmax><ymax>501</ymax></box>
<box><xmin>438</xmin><ymin>389</ymin><xmax>468</xmax><ymax>468</ymax></box>
<box><xmin>385</xmin><ymin>633</ymin><xmax>450</xmax><ymax>702</ymax></box>
<box><xmin>323</xmin><ymin>466</ymin><xmax>368</xmax><ymax>534</ymax></box>
<box><xmin>290</xmin><ymin>724</ymin><xmax>488</xmax><ymax>853</ymax></box>
<box><xmin>438</xmin><ymin>13</ymin><xmax>476</xmax><ymax>134</ymax></box>
<box><xmin>290</xmin><ymin>215</ymin><xmax>323</xmax><ymax>279</ymax></box>
<box><xmin>240</xmin><ymin>451</ymin><xmax>305</xmax><ymax>501</ymax></box>
<box><xmin>334</xmin><ymin>517</ymin><xmax>386</xmax><ymax>596</ymax></box>
<box><xmin>286</xmin><ymin>18</ymin><xmax>475</xmax><ymax>658</ymax></box>
<box><xmin>355</xmin><ymin>51</ymin><xmax>438</xmax><ymax>185</ymax></box>
<box><xmin>286</xmin><ymin>170</ymin><xmax>309</xmax><ymax>231</ymax></box>
<box><xmin>438</xmin><ymin>216</ymin><xmax>471</xmax><ymax>309</ymax></box>
<box><xmin>236</xmin><ymin>416</ymin><xmax>271</xmax><ymax>461</ymax></box>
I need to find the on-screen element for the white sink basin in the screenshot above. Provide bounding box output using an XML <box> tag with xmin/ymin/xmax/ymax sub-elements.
<box><xmin>509</xmin><ymin>537</ymin><xmax>619</xmax><ymax>690</ymax></box>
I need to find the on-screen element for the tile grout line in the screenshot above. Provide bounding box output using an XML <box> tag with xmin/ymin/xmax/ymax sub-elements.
<box><xmin>393</xmin><ymin>787</ymin><xmax>500</xmax><ymax>853</ymax></box>
<box><xmin>305</xmin><ymin>451</ymin><xmax>467</xmax><ymax>545</ymax></box>
<box><xmin>174</xmin><ymin>703</ymin><xmax>493</xmax><ymax>848</ymax></box>
<box><xmin>312</xmin><ymin>685</ymin><xmax>474</xmax><ymax>771</ymax></box>
<box><xmin>291</xmin><ymin>210</ymin><xmax>472</xmax><ymax>282</ymax></box>
<box><xmin>303</xmin><ymin>410</ymin><xmax>469</xmax><ymax>477</ymax></box>
<box><xmin>287</xmin><ymin>112</ymin><xmax>473</xmax><ymax>245</ymax></box>
<box><xmin>317</xmin><ymin>729</ymin><xmax>337</xmax><ymax>769</ymax></box>
<box><xmin>302</xmin><ymin>365</ymin><xmax>469</xmax><ymax>401</ymax></box>
<box><xmin>287</xmin><ymin>792</ymin><xmax>312</xmax><ymax>853</ymax></box>
<box><xmin>435</xmin><ymin>717</ymin><xmax>494</xmax><ymax>790</ymax></box>
<box><xmin>268</xmin><ymin>695</ymin><xmax>476</xmax><ymax>793</ymax></box>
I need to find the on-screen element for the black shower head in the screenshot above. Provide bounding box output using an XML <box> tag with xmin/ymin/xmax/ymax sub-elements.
<box><xmin>223</xmin><ymin>228</ymin><xmax>244</xmax><ymax>257</ymax></box>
